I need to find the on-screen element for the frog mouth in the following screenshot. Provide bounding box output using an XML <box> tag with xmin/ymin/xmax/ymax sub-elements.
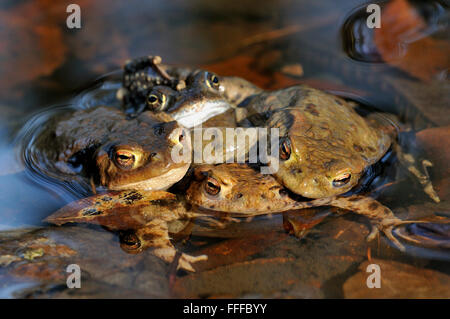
<box><xmin>108</xmin><ymin>163</ymin><xmax>190</xmax><ymax>191</ymax></box>
<box><xmin>172</xmin><ymin>101</ymin><xmax>232</xmax><ymax>128</ymax></box>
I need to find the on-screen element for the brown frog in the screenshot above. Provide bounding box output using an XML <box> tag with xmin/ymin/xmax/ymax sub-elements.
<box><xmin>118</xmin><ymin>55</ymin><xmax>261</xmax><ymax>127</ymax></box>
<box><xmin>45</xmin><ymin>190</ymin><xmax>207</xmax><ymax>272</ymax></box>
<box><xmin>238</xmin><ymin>85</ymin><xmax>439</xmax><ymax>202</ymax></box>
<box><xmin>45</xmin><ymin>162</ymin><xmax>433</xmax><ymax>272</ymax></box>
<box><xmin>29</xmin><ymin>106</ymin><xmax>191</xmax><ymax>193</ymax></box>
<box><xmin>186</xmin><ymin>163</ymin><xmax>425</xmax><ymax>250</ymax></box>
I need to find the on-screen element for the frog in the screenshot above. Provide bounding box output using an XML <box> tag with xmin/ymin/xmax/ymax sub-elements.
<box><xmin>117</xmin><ymin>55</ymin><xmax>262</xmax><ymax>128</ymax></box>
<box><xmin>44</xmin><ymin>189</ymin><xmax>208</xmax><ymax>272</ymax></box>
<box><xmin>237</xmin><ymin>85</ymin><xmax>440</xmax><ymax>202</ymax></box>
<box><xmin>28</xmin><ymin>106</ymin><xmax>191</xmax><ymax>193</ymax></box>
<box><xmin>185</xmin><ymin>163</ymin><xmax>427</xmax><ymax>250</ymax></box>
<box><xmin>44</xmin><ymin>161</ymin><xmax>433</xmax><ymax>272</ymax></box>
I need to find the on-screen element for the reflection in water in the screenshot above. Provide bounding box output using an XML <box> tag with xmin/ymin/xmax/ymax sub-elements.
<box><xmin>0</xmin><ymin>0</ymin><xmax>448</xmax><ymax>298</ymax></box>
<box><xmin>341</xmin><ymin>2</ymin><xmax>384</xmax><ymax>62</ymax></box>
<box><xmin>342</xmin><ymin>0</ymin><xmax>449</xmax><ymax>63</ymax></box>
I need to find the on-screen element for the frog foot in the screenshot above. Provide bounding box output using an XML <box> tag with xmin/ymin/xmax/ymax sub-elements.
<box><xmin>153</xmin><ymin>247</ymin><xmax>207</xmax><ymax>272</ymax></box>
<box><xmin>134</xmin><ymin>222</ymin><xmax>207</xmax><ymax>272</ymax></box>
<box><xmin>367</xmin><ymin>218</ymin><xmax>431</xmax><ymax>251</ymax></box>
<box><xmin>395</xmin><ymin>144</ymin><xmax>440</xmax><ymax>203</ymax></box>
<box><xmin>420</xmin><ymin>159</ymin><xmax>440</xmax><ymax>203</ymax></box>
<box><xmin>328</xmin><ymin>195</ymin><xmax>427</xmax><ymax>251</ymax></box>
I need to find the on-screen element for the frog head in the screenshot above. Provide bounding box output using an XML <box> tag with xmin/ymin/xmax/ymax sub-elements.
<box><xmin>94</xmin><ymin>112</ymin><xmax>191</xmax><ymax>190</ymax></box>
<box><xmin>145</xmin><ymin>70</ymin><xmax>233</xmax><ymax>128</ymax></box>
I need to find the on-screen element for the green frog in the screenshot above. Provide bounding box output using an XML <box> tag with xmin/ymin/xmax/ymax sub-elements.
<box><xmin>29</xmin><ymin>106</ymin><xmax>191</xmax><ymax>193</ymax></box>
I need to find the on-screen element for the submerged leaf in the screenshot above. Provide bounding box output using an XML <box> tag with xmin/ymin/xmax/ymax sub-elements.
<box><xmin>374</xmin><ymin>0</ymin><xmax>450</xmax><ymax>81</ymax></box>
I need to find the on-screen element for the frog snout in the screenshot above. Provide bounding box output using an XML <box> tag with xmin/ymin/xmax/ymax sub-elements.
<box><xmin>168</xmin><ymin>127</ymin><xmax>188</xmax><ymax>146</ymax></box>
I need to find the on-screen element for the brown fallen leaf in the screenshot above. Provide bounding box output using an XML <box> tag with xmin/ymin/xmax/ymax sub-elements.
<box><xmin>0</xmin><ymin>1</ymin><xmax>68</xmax><ymax>96</ymax></box>
<box><xmin>374</xmin><ymin>0</ymin><xmax>450</xmax><ymax>81</ymax></box>
<box><xmin>203</xmin><ymin>54</ymin><xmax>304</xmax><ymax>90</ymax></box>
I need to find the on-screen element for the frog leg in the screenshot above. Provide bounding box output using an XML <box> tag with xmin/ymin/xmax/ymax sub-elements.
<box><xmin>327</xmin><ymin>195</ymin><xmax>426</xmax><ymax>251</ymax></box>
<box><xmin>394</xmin><ymin>142</ymin><xmax>440</xmax><ymax>203</ymax></box>
<box><xmin>123</xmin><ymin>55</ymin><xmax>168</xmax><ymax>80</ymax></box>
<box><xmin>123</xmin><ymin>55</ymin><xmax>186</xmax><ymax>89</ymax></box>
<box><xmin>136</xmin><ymin>219</ymin><xmax>207</xmax><ymax>272</ymax></box>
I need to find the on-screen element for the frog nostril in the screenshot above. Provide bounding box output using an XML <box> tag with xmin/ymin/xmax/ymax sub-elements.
<box><xmin>179</xmin><ymin>133</ymin><xmax>184</xmax><ymax>142</ymax></box>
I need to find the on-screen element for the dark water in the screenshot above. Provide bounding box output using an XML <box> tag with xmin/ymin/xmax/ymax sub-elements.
<box><xmin>0</xmin><ymin>0</ymin><xmax>448</xmax><ymax>298</ymax></box>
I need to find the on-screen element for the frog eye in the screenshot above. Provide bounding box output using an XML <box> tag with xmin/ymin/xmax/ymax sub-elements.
<box><xmin>279</xmin><ymin>137</ymin><xmax>291</xmax><ymax>161</ymax></box>
<box><xmin>204</xmin><ymin>177</ymin><xmax>221</xmax><ymax>195</ymax></box>
<box><xmin>332</xmin><ymin>173</ymin><xmax>352</xmax><ymax>187</ymax></box>
<box><xmin>205</xmin><ymin>72</ymin><xmax>220</xmax><ymax>90</ymax></box>
<box><xmin>119</xmin><ymin>232</ymin><xmax>141</xmax><ymax>252</ymax></box>
<box><xmin>146</xmin><ymin>92</ymin><xmax>166</xmax><ymax>111</ymax></box>
<box><xmin>114</xmin><ymin>150</ymin><xmax>136</xmax><ymax>169</ymax></box>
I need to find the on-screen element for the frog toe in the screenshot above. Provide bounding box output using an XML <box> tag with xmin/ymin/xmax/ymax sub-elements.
<box><xmin>177</xmin><ymin>253</ymin><xmax>208</xmax><ymax>272</ymax></box>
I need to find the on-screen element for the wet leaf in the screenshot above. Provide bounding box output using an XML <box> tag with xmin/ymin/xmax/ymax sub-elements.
<box><xmin>0</xmin><ymin>1</ymin><xmax>68</xmax><ymax>96</ymax></box>
<box><xmin>374</xmin><ymin>0</ymin><xmax>450</xmax><ymax>81</ymax></box>
<box><xmin>203</xmin><ymin>54</ymin><xmax>304</xmax><ymax>90</ymax></box>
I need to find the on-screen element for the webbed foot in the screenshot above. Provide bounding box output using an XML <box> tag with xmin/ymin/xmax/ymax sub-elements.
<box><xmin>153</xmin><ymin>247</ymin><xmax>207</xmax><ymax>272</ymax></box>
<box><xmin>329</xmin><ymin>195</ymin><xmax>425</xmax><ymax>251</ymax></box>
<box><xmin>133</xmin><ymin>222</ymin><xmax>207</xmax><ymax>272</ymax></box>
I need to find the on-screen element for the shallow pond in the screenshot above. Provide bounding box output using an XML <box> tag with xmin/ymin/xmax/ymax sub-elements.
<box><xmin>0</xmin><ymin>0</ymin><xmax>449</xmax><ymax>298</ymax></box>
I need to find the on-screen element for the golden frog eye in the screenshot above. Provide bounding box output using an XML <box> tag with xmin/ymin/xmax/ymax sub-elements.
<box><xmin>332</xmin><ymin>173</ymin><xmax>352</xmax><ymax>187</ymax></box>
<box><xmin>206</xmin><ymin>72</ymin><xmax>220</xmax><ymax>90</ymax></box>
<box><xmin>146</xmin><ymin>92</ymin><xmax>166</xmax><ymax>111</ymax></box>
<box><xmin>114</xmin><ymin>150</ymin><xmax>135</xmax><ymax>169</ymax></box>
<box><xmin>279</xmin><ymin>137</ymin><xmax>291</xmax><ymax>161</ymax></box>
<box><xmin>204</xmin><ymin>177</ymin><xmax>221</xmax><ymax>195</ymax></box>
<box><xmin>119</xmin><ymin>232</ymin><xmax>141</xmax><ymax>252</ymax></box>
